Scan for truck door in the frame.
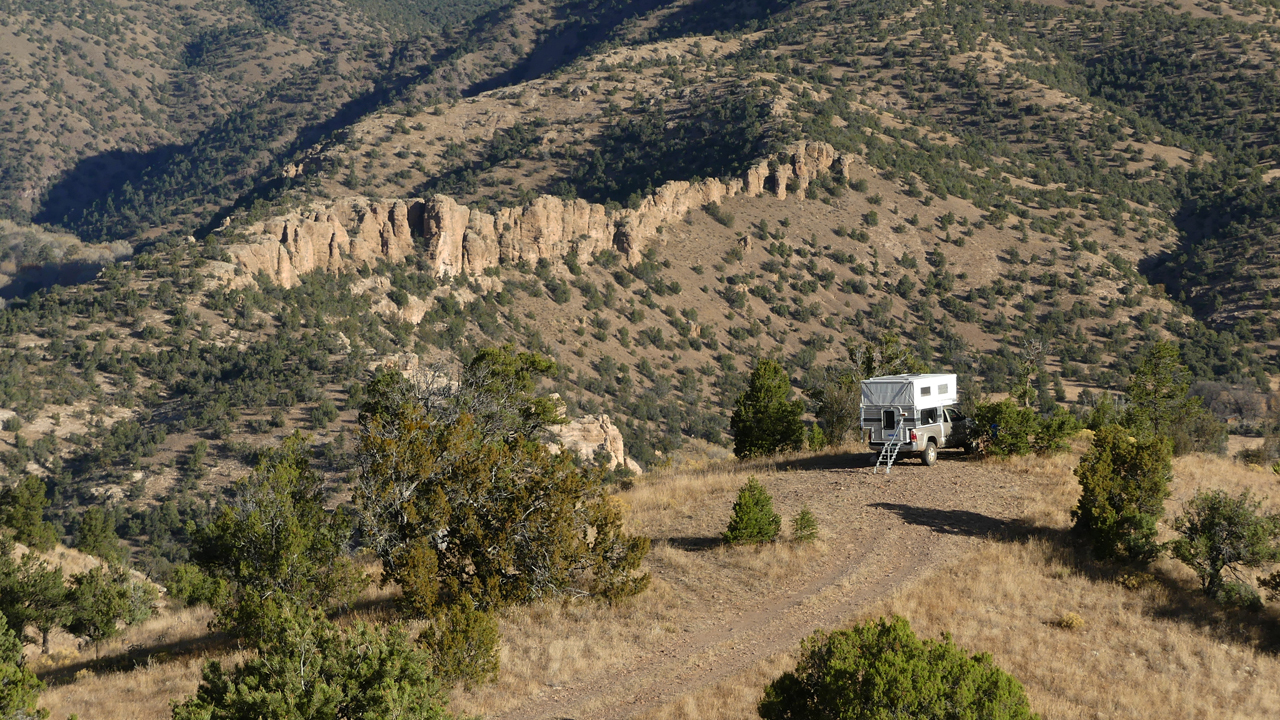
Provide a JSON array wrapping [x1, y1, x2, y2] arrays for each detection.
[[943, 408, 968, 447]]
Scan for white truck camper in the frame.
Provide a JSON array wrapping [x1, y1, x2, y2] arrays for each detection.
[[860, 373, 973, 473]]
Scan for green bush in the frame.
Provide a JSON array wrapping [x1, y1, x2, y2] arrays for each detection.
[[759, 616, 1038, 720], [0, 611, 45, 720], [1168, 489, 1280, 600], [724, 477, 781, 545], [806, 424, 827, 451], [419, 601, 500, 690], [703, 201, 735, 227], [1030, 406, 1081, 455], [73, 507, 125, 565], [1072, 425, 1171, 562], [730, 359, 805, 459], [166, 563, 230, 609], [172, 608, 457, 720], [192, 434, 368, 641], [1217, 581, 1264, 611], [972, 402, 1078, 457], [0, 475, 57, 552], [791, 506, 818, 544], [66, 565, 156, 650], [972, 400, 1038, 457]]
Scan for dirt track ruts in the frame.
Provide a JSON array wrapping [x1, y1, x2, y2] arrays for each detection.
[[489, 454, 1031, 720]]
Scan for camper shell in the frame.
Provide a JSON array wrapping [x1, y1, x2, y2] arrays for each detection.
[[860, 373, 972, 466]]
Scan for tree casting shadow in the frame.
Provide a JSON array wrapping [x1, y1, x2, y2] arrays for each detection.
[[869, 502, 1010, 537]]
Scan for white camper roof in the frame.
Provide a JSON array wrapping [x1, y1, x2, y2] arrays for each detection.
[[860, 373, 958, 410]]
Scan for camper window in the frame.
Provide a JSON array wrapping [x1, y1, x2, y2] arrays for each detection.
[[939, 383, 949, 394], [921, 386, 932, 396]]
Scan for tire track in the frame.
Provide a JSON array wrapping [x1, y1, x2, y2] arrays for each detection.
[[488, 461, 1020, 720]]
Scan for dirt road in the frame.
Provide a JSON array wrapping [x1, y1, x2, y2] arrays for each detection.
[[488, 453, 1035, 720]]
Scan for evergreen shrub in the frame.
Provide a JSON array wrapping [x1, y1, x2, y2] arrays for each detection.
[[724, 477, 781, 545], [1072, 425, 1171, 562], [759, 616, 1038, 720]]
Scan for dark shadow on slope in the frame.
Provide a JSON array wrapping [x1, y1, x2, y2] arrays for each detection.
[[35, 628, 235, 686], [664, 535, 722, 552], [469, 0, 681, 95], [33, 146, 179, 237], [870, 502, 1009, 537], [646, 0, 800, 41], [0, 261, 109, 300], [34, 36, 455, 247]]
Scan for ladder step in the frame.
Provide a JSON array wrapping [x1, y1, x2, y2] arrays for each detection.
[[873, 431, 906, 475]]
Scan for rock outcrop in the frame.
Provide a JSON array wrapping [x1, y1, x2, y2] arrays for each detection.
[[219, 141, 858, 288], [548, 413, 643, 475]]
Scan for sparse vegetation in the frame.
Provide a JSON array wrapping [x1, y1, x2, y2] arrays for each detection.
[[3, 0, 1280, 715]]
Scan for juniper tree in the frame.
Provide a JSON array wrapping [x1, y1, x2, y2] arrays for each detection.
[[192, 434, 367, 641], [73, 507, 124, 565], [1169, 489, 1280, 599], [353, 348, 649, 614], [1123, 342, 1223, 455], [0, 611, 45, 720], [172, 608, 457, 720], [0, 476, 56, 552], [0, 534, 68, 654], [1072, 425, 1172, 562], [731, 359, 804, 458]]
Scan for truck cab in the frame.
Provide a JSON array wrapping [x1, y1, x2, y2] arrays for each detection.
[[861, 374, 972, 466]]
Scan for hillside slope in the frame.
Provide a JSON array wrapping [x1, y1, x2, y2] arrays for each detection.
[[0, 0, 1276, 582]]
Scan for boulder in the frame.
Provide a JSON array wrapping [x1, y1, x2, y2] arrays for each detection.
[[548, 413, 639, 473]]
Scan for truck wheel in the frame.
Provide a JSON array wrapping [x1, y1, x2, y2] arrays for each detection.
[[922, 441, 938, 466]]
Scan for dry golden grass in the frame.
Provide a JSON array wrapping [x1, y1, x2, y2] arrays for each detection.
[[32, 605, 225, 720], [38, 655, 210, 720], [632, 444, 1280, 720], [658, 533, 1280, 719], [897, 538, 1280, 719]]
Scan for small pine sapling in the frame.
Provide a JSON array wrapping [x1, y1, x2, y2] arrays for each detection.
[[724, 477, 782, 545], [791, 506, 818, 544]]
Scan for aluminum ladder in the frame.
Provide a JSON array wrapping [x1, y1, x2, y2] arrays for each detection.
[[873, 427, 906, 475]]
